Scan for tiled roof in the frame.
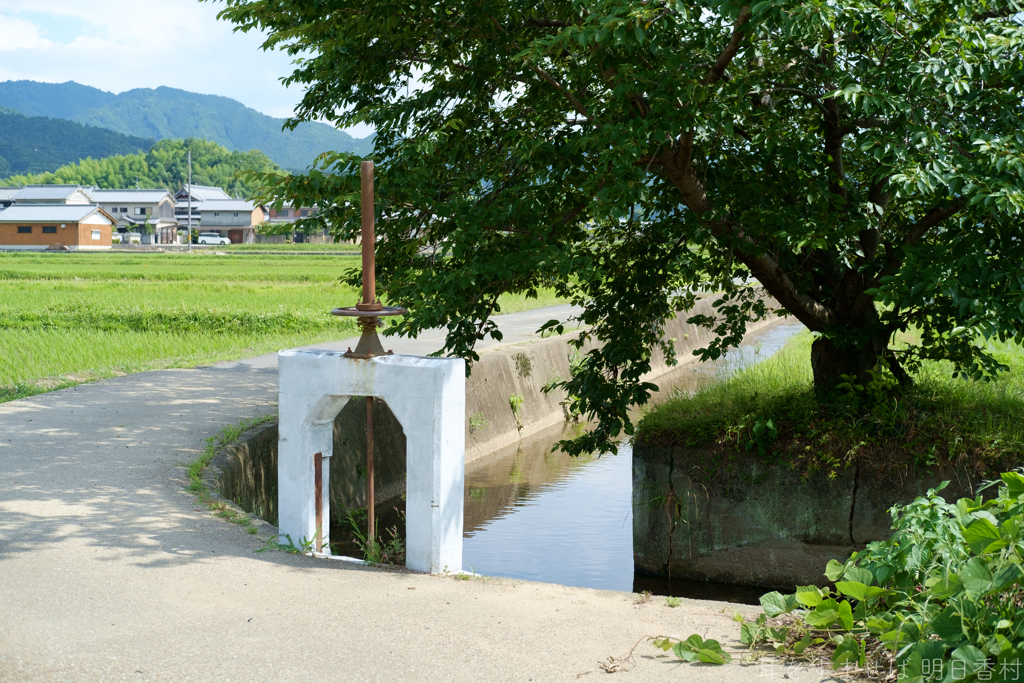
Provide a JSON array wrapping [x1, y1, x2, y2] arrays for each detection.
[[13, 185, 88, 201], [176, 185, 232, 201], [88, 189, 173, 204], [0, 188, 20, 200], [0, 203, 109, 222]]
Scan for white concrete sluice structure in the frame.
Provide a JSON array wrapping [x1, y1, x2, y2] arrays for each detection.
[[277, 348, 466, 574]]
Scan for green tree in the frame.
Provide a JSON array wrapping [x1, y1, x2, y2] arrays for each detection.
[[218, 0, 1024, 454]]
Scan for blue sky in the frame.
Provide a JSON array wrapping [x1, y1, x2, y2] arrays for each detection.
[[0, 0, 373, 138]]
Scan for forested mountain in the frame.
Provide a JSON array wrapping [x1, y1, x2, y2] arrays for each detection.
[[0, 138, 281, 198], [0, 109, 154, 178], [0, 81, 373, 171]]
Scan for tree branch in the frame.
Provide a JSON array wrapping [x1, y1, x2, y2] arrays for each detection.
[[704, 7, 752, 85], [705, 221, 838, 330], [904, 198, 966, 246]]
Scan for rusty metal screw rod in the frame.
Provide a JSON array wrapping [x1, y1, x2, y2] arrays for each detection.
[[314, 451, 323, 553], [366, 396, 375, 542]]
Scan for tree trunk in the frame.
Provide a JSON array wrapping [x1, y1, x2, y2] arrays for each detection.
[[810, 336, 883, 395]]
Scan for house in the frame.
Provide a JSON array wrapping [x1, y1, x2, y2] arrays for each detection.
[[87, 189, 180, 244], [198, 199, 265, 244], [0, 204, 114, 250], [173, 184, 232, 231], [263, 203, 328, 243], [266, 204, 318, 223], [12, 185, 93, 205]]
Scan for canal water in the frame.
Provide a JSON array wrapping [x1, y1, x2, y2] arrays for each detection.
[[331, 320, 805, 603], [462, 320, 805, 603]]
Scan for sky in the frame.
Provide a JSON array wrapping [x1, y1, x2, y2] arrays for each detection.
[[0, 0, 374, 138]]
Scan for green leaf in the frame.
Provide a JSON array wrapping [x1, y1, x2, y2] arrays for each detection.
[[832, 636, 861, 669], [963, 517, 1002, 555], [844, 566, 874, 586], [760, 591, 796, 617], [930, 605, 966, 645], [804, 599, 841, 628], [945, 645, 987, 681], [837, 600, 854, 631], [835, 581, 869, 601], [824, 559, 845, 582], [795, 585, 824, 607], [1002, 472, 1024, 497], [961, 557, 994, 597]]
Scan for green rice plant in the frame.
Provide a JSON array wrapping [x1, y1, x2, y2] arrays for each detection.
[[0, 251, 564, 401]]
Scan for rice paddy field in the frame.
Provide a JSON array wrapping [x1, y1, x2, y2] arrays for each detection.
[[0, 251, 562, 403]]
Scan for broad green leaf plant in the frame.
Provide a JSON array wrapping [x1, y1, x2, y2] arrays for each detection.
[[667, 472, 1024, 681], [215, 0, 1024, 455]]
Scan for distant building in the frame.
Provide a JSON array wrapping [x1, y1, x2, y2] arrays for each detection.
[[0, 204, 114, 250], [198, 199, 265, 244], [88, 189, 180, 244], [174, 185, 264, 243], [263, 203, 326, 242], [173, 184, 231, 231], [12, 185, 93, 205]]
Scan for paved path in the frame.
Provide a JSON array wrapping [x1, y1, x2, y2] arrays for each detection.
[[0, 306, 830, 682]]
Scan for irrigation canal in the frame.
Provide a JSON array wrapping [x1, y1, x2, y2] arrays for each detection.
[[333, 320, 806, 603]]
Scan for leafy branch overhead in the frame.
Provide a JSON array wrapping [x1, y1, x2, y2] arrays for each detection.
[[216, 0, 1024, 455]]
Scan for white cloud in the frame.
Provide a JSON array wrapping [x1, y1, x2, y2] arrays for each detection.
[[0, 0, 373, 138], [0, 16, 53, 50]]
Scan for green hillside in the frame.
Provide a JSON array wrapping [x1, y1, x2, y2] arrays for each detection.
[[0, 81, 373, 171], [0, 138, 281, 198], [0, 109, 154, 178]]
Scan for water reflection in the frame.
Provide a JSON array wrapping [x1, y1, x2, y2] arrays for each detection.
[[461, 320, 805, 603]]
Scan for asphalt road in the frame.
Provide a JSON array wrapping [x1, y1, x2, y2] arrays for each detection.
[[0, 305, 835, 682]]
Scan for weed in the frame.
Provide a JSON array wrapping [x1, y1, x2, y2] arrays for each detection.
[[247, 526, 259, 535], [665, 596, 682, 608], [635, 590, 653, 604], [184, 413, 276, 534], [468, 411, 489, 435], [344, 508, 406, 566], [509, 393, 525, 432]]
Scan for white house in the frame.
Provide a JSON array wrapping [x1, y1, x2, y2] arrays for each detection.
[[88, 189, 180, 244]]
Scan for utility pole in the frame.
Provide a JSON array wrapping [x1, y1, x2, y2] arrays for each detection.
[[187, 150, 192, 253]]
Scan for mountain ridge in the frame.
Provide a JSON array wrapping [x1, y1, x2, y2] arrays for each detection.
[[0, 108, 154, 178], [0, 80, 372, 171]]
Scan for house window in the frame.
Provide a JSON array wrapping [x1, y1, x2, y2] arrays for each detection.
[[17, 226, 31, 234], [91, 230, 101, 240], [233, 212, 239, 217], [300, 209, 308, 217], [135, 207, 147, 216], [214, 212, 219, 217], [280, 209, 289, 217], [42, 226, 57, 234]]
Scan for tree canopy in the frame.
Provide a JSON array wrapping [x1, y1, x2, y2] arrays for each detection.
[[0, 138, 281, 197], [218, 0, 1024, 454]]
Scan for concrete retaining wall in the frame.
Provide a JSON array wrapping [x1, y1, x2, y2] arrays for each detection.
[[464, 295, 781, 462], [632, 444, 986, 588]]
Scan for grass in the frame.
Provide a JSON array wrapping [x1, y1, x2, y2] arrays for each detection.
[[185, 414, 277, 537], [0, 251, 565, 401], [635, 330, 1024, 478]]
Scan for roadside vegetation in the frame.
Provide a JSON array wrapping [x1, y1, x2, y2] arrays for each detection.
[[0, 252, 564, 402], [635, 331, 1024, 481]]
